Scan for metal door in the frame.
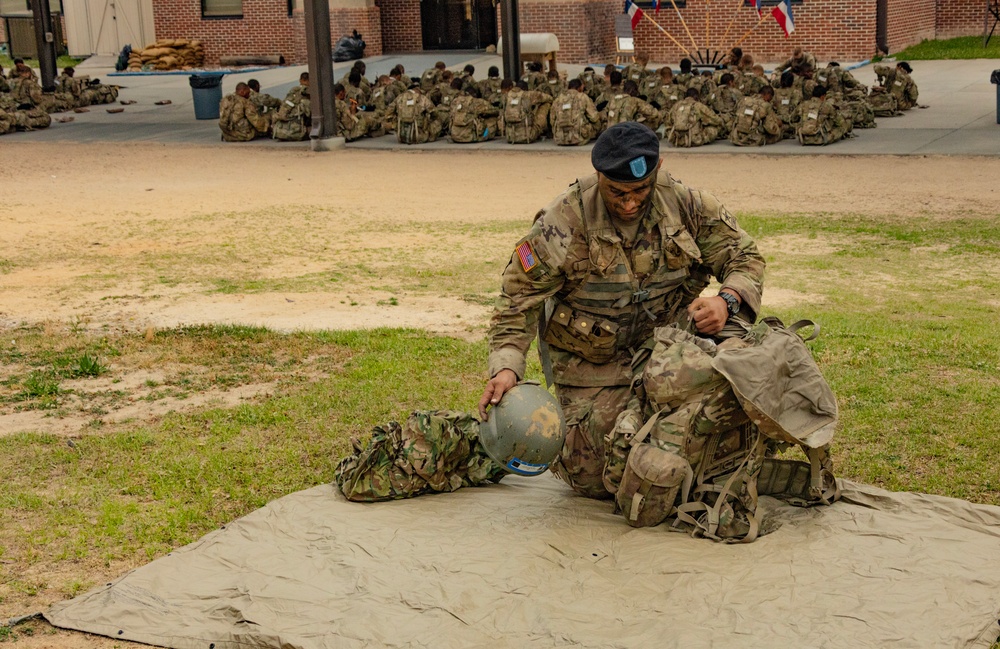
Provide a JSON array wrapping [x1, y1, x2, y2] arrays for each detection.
[[421, 0, 496, 49]]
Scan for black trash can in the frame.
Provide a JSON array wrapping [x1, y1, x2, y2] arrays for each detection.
[[189, 74, 224, 120]]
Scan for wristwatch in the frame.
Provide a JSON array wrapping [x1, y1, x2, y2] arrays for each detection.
[[719, 292, 740, 317]]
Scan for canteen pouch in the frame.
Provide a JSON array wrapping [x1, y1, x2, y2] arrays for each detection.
[[616, 444, 692, 528]]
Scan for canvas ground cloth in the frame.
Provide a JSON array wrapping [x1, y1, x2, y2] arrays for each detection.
[[46, 476, 1000, 649]]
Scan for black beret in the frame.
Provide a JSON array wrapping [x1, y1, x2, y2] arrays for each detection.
[[591, 122, 660, 182]]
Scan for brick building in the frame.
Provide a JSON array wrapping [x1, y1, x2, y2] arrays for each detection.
[[135, 0, 985, 67]]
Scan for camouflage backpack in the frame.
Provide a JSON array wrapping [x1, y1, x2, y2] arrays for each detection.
[[671, 101, 696, 132], [868, 87, 899, 117], [797, 103, 824, 138], [842, 98, 876, 128], [503, 91, 530, 126], [396, 93, 426, 143], [419, 68, 439, 92], [734, 100, 762, 136], [218, 95, 241, 131], [552, 95, 579, 131], [604, 318, 839, 542]]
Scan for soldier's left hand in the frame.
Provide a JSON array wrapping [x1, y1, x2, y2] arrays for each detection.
[[687, 296, 728, 335]]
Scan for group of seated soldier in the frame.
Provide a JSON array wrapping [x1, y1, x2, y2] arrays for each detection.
[[0, 60, 119, 136], [216, 49, 920, 147]]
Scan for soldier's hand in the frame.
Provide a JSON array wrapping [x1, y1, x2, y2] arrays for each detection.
[[687, 296, 728, 335], [479, 369, 518, 421]]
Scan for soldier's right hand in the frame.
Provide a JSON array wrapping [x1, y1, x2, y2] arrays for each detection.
[[478, 369, 518, 421]]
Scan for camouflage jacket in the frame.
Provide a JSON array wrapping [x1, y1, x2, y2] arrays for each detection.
[[272, 86, 311, 141], [419, 68, 441, 92], [796, 97, 850, 145], [622, 64, 649, 86], [652, 83, 684, 114], [10, 77, 43, 107], [709, 85, 743, 119], [666, 97, 722, 142], [521, 70, 548, 91], [367, 84, 393, 112], [488, 169, 765, 387], [640, 75, 662, 102], [249, 89, 282, 115], [218, 93, 269, 142], [775, 52, 817, 75], [548, 90, 602, 146], [729, 95, 782, 146], [874, 65, 918, 109], [605, 94, 659, 129], [449, 95, 500, 143], [772, 86, 803, 124], [541, 77, 566, 97], [478, 77, 503, 106]]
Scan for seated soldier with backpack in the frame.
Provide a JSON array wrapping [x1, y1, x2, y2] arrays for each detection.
[[448, 85, 500, 143], [503, 80, 552, 144], [796, 85, 851, 146], [549, 78, 603, 146], [666, 87, 723, 148], [334, 83, 383, 142], [272, 72, 311, 142], [218, 82, 270, 142], [729, 86, 782, 147], [384, 83, 441, 144], [604, 80, 660, 131]]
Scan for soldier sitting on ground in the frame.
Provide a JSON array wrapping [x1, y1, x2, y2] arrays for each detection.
[[796, 85, 851, 145], [478, 66, 503, 107], [456, 64, 477, 93], [729, 86, 782, 146], [595, 70, 623, 111], [503, 80, 552, 144], [709, 72, 743, 139], [549, 78, 603, 146], [622, 51, 651, 86], [521, 61, 548, 92], [605, 80, 660, 130], [666, 87, 723, 147], [384, 83, 441, 144], [247, 78, 282, 116], [272, 72, 311, 142], [775, 47, 817, 77], [542, 69, 566, 98], [874, 61, 919, 111], [772, 71, 803, 139], [334, 82, 382, 142], [449, 85, 500, 143], [219, 82, 270, 142], [8, 58, 37, 81], [0, 92, 52, 133], [420, 61, 446, 92], [56, 66, 89, 108]]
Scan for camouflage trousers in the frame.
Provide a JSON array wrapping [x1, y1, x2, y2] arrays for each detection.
[[335, 410, 505, 502], [0, 111, 14, 135]]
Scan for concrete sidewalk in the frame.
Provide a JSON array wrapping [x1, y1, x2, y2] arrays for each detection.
[[6, 53, 1000, 155]]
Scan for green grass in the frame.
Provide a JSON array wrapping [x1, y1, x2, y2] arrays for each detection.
[[1, 211, 1000, 619], [894, 35, 1000, 60], [0, 54, 82, 70]]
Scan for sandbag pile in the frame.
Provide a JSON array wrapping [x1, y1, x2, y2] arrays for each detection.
[[126, 39, 205, 72]]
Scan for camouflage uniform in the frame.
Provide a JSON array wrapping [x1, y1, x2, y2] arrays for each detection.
[[708, 85, 743, 138], [594, 84, 621, 110], [335, 98, 381, 141], [542, 76, 567, 98], [652, 83, 684, 123], [9, 77, 43, 108], [478, 77, 504, 107], [549, 90, 602, 146], [728, 94, 782, 146], [640, 76, 661, 102], [0, 93, 51, 131], [218, 93, 270, 142], [521, 70, 548, 92], [604, 93, 660, 130], [419, 67, 442, 92], [488, 168, 765, 498], [775, 51, 817, 76], [448, 94, 500, 143], [271, 86, 311, 142], [56, 72, 87, 107], [736, 72, 767, 98], [336, 411, 504, 501], [874, 65, 919, 110], [249, 89, 282, 116], [796, 97, 850, 145], [666, 97, 723, 147], [772, 86, 803, 138], [503, 87, 552, 144], [384, 89, 441, 144], [622, 63, 649, 87]]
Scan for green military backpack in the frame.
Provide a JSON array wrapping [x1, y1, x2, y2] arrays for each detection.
[[734, 101, 762, 136], [397, 93, 425, 143]]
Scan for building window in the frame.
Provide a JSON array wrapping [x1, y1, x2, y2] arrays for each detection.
[[632, 0, 687, 9], [202, 0, 243, 18]]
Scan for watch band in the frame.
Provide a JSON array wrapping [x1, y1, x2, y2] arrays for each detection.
[[719, 291, 740, 316]]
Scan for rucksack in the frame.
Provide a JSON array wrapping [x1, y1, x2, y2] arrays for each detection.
[[604, 318, 839, 542], [552, 96, 578, 130], [798, 104, 823, 137], [504, 92, 529, 125], [671, 101, 696, 132], [734, 100, 761, 135]]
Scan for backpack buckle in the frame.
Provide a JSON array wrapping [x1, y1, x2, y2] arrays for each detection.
[[631, 290, 650, 304]]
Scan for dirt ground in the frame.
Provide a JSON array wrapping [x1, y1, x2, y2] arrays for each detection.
[[2, 144, 1000, 647]]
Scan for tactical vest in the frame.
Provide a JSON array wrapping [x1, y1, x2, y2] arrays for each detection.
[[540, 175, 707, 368]]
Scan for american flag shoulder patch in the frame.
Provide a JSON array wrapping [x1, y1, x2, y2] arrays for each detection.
[[516, 240, 538, 273]]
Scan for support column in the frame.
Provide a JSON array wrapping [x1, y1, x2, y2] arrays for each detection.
[[500, 0, 522, 81], [31, 0, 58, 91], [304, 0, 345, 150]]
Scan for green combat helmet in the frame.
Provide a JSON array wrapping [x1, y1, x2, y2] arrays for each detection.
[[481, 382, 566, 476]]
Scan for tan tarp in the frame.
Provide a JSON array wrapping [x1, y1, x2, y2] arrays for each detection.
[[46, 477, 1000, 648]]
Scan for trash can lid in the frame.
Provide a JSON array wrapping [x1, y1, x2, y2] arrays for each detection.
[[992, 70, 1000, 84], [189, 74, 224, 89]]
